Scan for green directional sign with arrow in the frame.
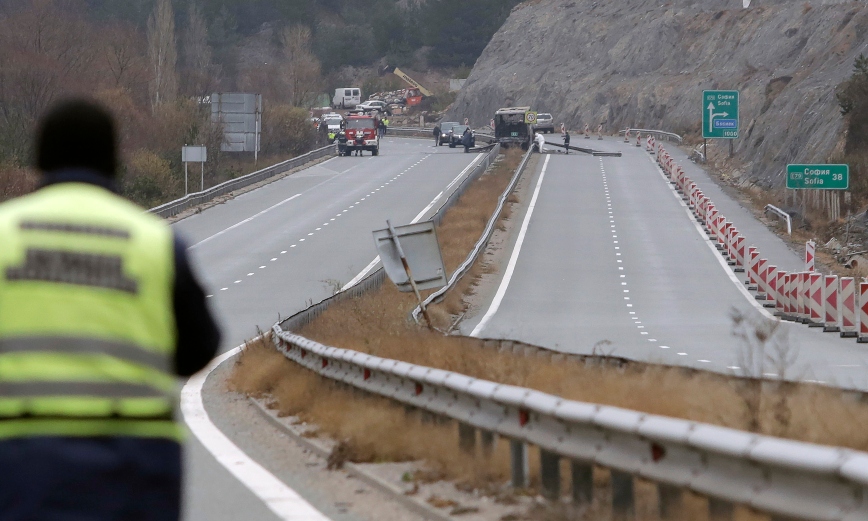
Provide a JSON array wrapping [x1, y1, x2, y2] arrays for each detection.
[[703, 90, 739, 139]]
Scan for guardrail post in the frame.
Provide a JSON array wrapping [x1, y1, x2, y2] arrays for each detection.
[[571, 461, 593, 506], [708, 498, 734, 520], [657, 484, 682, 519], [510, 440, 529, 488], [458, 422, 476, 454], [480, 430, 496, 457], [539, 449, 560, 499], [610, 471, 634, 520]]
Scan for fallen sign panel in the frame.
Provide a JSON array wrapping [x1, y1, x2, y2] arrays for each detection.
[[786, 164, 849, 190], [372, 220, 447, 292]]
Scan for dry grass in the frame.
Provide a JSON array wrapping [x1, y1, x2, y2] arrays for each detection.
[[229, 146, 868, 517], [228, 339, 513, 491]]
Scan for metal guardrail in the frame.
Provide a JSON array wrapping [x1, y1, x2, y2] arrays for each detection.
[[149, 144, 336, 218], [618, 128, 683, 144], [277, 144, 501, 334], [764, 204, 793, 235], [411, 148, 532, 323], [271, 325, 868, 520]]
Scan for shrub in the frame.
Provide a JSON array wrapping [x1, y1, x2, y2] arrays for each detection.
[[261, 104, 316, 156], [120, 150, 180, 208]]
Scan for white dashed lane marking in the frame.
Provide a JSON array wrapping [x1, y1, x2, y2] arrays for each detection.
[[209, 153, 433, 295], [600, 157, 677, 353]]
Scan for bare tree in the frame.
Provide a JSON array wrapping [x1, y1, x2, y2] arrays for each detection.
[[103, 22, 146, 93], [182, 0, 213, 98], [279, 25, 323, 108], [147, 0, 178, 109]]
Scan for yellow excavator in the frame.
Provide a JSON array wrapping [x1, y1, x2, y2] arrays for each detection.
[[379, 66, 433, 106]]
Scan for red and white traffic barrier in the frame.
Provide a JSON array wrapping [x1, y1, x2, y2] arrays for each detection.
[[584, 123, 590, 139], [765, 265, 778, 308], [756, 258, 769, 301], [782, 273, 794, 318], [734, 235, 746, 272], [597, 124, 603, 140], [636, 132, 642, 147], [841, 277, 858, 337], [705, 205, 717, 236], [747, 247, 759, 290], [824, 275, 840, 332], [775, 271, 787, 315], [806, 240, 816, 272], [624, 128, 631, 143], [799, 272, 811, 323], [727, 226, 738, 265], [859, 282, 868, 343], [808, 272, 824, 326]]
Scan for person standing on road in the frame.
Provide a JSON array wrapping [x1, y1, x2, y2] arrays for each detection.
[[535, 132, 546, 153], [382, 116, 389, 135], [0, 99, 221, 521], [563, 130, 571, 154], [433, 124, 441, 146], [461, 127, 473, 153]]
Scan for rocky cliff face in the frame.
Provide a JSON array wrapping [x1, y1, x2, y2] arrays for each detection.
[[448, 0, 867, 187]]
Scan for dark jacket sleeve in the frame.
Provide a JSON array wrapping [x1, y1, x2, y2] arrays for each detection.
[[172, 236, 221, 376]]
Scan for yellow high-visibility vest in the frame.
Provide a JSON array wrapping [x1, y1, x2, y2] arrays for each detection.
[[0, 182, 181, 441]]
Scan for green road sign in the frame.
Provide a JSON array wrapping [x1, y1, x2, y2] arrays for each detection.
[[702, 90, 739, 139], [786, 164, 849, 190]]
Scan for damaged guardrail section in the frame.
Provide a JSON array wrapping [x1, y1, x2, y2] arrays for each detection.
[[271, 325, 868, 520], [411, 147, 532, 323], [149, 144, 336, 218]]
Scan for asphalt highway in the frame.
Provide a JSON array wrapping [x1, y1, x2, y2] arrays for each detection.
[[462, 137, 868, 390], [173, 138, 485, 521]]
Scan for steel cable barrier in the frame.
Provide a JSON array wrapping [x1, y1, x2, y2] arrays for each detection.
[[149, 144, 336, 218], [271, 324, 868, 521], [411, 148, 532, 323], [277, 144, 500, 334]]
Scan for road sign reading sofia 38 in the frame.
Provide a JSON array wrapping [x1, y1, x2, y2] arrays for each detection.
[[702, 90, 739, 139], [786, 164, 849, 190]]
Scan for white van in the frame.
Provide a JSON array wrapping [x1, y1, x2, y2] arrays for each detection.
[[332, 88, 361, 109]]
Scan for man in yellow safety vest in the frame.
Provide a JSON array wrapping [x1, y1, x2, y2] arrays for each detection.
[[0, 99, 221, 520]]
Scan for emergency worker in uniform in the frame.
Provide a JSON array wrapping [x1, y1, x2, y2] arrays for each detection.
[[382, 116, 389, 135], [0, 99, 221, 521]]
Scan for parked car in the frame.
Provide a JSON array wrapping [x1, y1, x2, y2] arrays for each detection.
[[448, 125, 475, 148], [437, 121, 459, 145], [352, 100, 392, 116], [535, 113, 555, 133]]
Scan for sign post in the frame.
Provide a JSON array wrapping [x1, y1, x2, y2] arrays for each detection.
[[182, 145, 207, 194]]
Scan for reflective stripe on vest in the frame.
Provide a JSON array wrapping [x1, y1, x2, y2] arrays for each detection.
[[0, 182, 180, 440]]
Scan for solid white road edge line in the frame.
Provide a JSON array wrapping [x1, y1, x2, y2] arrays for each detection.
[[644, 152, 781, 322], [470, 154, 551, 337], [190, 194, 302, 249], [181, 341, 331, 521], [341, 152, 486, 292]]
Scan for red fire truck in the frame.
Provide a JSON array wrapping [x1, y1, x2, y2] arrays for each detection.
[[341, 115, 380, 156]]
